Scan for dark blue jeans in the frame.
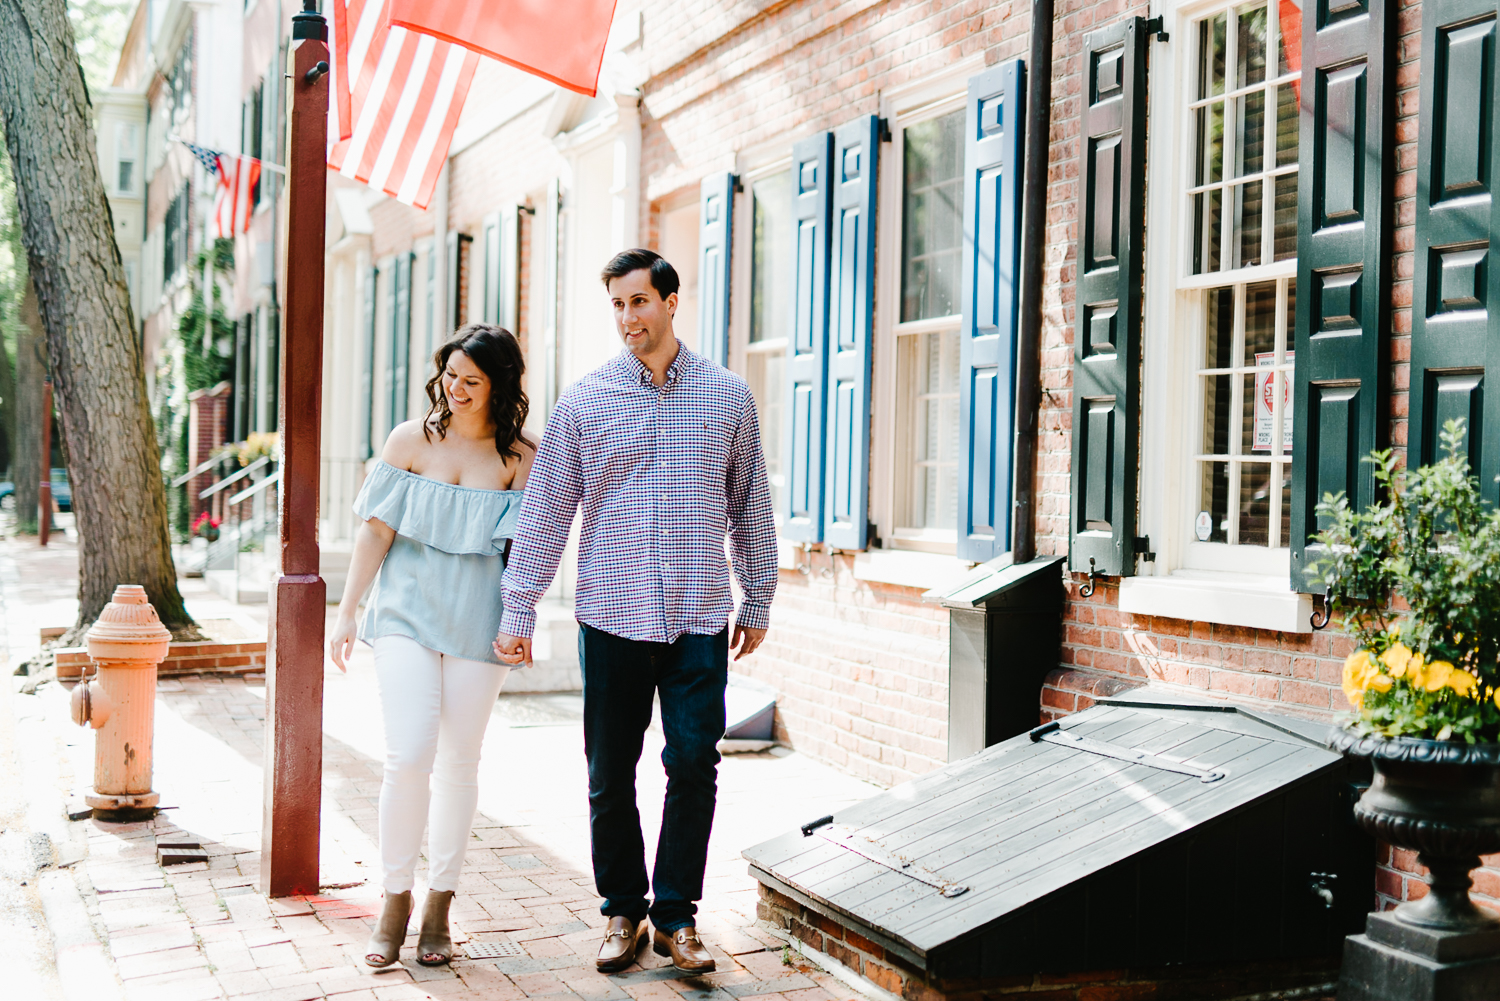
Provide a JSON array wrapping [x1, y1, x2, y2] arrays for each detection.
[[578, 623, 727, 933]]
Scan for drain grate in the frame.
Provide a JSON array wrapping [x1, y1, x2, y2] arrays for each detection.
[[465, 940, 526, 960]]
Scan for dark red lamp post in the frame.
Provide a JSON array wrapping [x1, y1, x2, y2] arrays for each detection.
[[261, 0, 329, 898]]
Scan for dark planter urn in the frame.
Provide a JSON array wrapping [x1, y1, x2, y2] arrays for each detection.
[[201, 526, 220, 543], [1329, 729, 1500, 931]]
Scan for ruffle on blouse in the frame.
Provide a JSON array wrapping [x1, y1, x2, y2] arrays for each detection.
[[352, 460, 523, 556]]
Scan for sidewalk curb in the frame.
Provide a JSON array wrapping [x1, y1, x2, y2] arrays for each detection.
[[38, 868, 126, 1001]]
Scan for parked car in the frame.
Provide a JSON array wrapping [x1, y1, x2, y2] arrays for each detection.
[[0, 468, 72, 512]]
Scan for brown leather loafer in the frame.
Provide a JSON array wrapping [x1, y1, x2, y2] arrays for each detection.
[[652, 925, 715, 973], [596, 916, 645, 973]]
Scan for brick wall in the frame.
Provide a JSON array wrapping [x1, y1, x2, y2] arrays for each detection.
[[186, 382, 230, 523], [733, 557, 950, 789]]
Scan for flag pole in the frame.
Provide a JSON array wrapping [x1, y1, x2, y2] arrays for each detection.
[[262, 0, 329, 898]]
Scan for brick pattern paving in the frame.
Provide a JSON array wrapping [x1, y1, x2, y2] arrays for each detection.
[[64, 675, 868, 1001]]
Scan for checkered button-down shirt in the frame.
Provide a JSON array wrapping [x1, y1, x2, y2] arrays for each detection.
[[499, 343, 777, 644]]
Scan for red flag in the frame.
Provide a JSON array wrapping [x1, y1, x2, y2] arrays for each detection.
[[387, 0, 619, 98], [327, 0, 479, 209], [212, 154, 262, 238]]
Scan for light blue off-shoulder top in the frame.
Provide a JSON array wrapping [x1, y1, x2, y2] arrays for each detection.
[[353, 460, 524, 665]]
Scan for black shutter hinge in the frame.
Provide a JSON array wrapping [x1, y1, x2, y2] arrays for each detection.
[[1134, 536, 1156, 563], [1144, 16, 1170, 42], [733, 175, 744, 193], [878, 117, 893, 143]]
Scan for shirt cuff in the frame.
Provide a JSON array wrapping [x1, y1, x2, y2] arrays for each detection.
[[499, 603, 537, 640], [735, 602, 770, 632]]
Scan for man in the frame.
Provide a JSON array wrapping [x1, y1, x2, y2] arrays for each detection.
[[494, 249, 777, 975]]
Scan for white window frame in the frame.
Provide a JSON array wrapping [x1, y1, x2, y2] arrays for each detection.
[[873, 55, 983, 558], [1130, 0, 1313, 631]]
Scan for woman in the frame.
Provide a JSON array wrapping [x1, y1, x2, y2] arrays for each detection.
[[330, 324, 536, 968]]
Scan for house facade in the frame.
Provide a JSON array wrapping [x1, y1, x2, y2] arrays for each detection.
[[95, 0, 1488, 919]]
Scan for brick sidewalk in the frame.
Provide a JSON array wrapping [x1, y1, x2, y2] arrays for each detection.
[[1, 536, 883, 1001]]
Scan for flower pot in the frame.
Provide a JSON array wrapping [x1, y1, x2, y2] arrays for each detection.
[[201, 526, 220, 543], [1330, 729, 1500, 932]]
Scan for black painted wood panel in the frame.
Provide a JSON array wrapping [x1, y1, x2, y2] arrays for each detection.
[[1290, 0, 1395, 592]]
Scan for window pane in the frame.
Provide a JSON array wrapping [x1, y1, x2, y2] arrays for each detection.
[[749, 350, 786, 518], [902, 111, 965, 322], [1273, 173, 1297, 261], [750, 171, 792, 343], [1206, 102, 1225, 184], [1201, 14, 1228, 99], [1276, 0, 1302, 78], [1195, 188, 1224, 274], [1244, 281, 1277, 364], [1234, 90, 1265, 177], [1234, 181, 1263, 268], [1205, 286, 1235, 368], [1242, 373, 1260, 453], [1275, 83, 1299, 165], [1278, 463, 1291, 547], [909, 330, 961, 530], [1284, 281, 1297, 356], [1203, 374, 1233, 454], [1199, 461, 1231, 542], [1237, 5, 1268, 88], [1238, 462, 1273, 546]]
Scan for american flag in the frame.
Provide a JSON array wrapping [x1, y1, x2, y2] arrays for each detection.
[[177, 138, 262, 239], [327, 0, 479, 210]]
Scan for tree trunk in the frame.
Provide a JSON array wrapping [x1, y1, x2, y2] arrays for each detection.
[[10, 280, 42, 533], [0, 0, 193, 635]]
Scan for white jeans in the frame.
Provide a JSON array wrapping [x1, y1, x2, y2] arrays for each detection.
[[373, 635, 509, 893]]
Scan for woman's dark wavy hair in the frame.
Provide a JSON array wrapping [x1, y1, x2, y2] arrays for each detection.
[[423, 324, 531, 461]]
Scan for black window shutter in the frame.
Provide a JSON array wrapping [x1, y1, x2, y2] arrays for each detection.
[[824, 116, 880, 550], [1408, 0, 1499, 503], [697, 172, 736, 368], [783, 132, 833, 543], [958, 59, 1026, 563], [1069, 18, 1148, 578], [1289, 0, 1395, 590]]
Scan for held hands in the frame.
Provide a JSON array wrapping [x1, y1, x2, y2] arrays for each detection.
[[493, 632, 532, 666], [732, 625, 767, 661], [329, 613, 357, 673]]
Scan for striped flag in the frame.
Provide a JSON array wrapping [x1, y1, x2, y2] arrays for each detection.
[[176, 139, 261, 239], [327, 0, 478, 210], [387, 0, 619, 98]]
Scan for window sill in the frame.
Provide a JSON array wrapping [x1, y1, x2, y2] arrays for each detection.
[[852, 550, 974, 592], [1119, 570, 1313, 634]]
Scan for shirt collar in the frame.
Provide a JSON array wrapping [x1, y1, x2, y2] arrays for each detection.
[[624, 339, 691, 388]]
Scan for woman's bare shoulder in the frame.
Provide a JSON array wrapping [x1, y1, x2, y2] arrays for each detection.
[[379, 420, 431, 468]]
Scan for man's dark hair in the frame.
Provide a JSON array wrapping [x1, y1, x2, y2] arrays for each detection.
[[600, 248, 680, 300]]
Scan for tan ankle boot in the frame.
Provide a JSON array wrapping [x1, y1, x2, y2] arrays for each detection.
[[417, 889, 456, 966], [364, 891, 412, 967]]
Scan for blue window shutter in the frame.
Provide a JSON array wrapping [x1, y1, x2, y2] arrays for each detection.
[[823, 116, 880, 550], [359, 264, 376, 459], [783, 132, 833, 542], [697, 172, 736, 367], [957, 60, 1026, 563], [392, 253, 412, 426], [498, 205, 520, 333]]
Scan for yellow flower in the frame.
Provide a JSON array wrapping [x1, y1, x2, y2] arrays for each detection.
[[1424, 660, 1454, 693], [1343, 651, 1375, 707], [1494, 688, 1500, 710], [1368, 674, 1394, 693], [1383, 643, 1413, 678], [1448, 669, 1478, 698]]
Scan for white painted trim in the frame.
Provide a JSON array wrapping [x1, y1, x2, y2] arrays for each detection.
[[852, 550, 974, 592], [1119, 571, 1313, 633]]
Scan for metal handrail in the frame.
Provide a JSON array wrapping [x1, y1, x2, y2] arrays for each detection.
[[170, 455, 225, 489], [199, 455, 272, 499], [227, 468, 280, 506]]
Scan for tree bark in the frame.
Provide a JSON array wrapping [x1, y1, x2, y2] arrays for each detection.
[[10, 280, 43, 533], [0, 0, 193, 634]]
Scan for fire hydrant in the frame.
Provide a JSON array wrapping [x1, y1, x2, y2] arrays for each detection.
[[70, 585, 171, 815]]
